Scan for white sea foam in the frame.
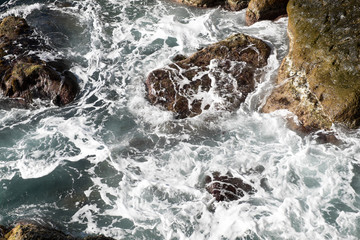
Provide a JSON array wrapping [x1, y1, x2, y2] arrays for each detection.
[[1, 0, 360, 239]]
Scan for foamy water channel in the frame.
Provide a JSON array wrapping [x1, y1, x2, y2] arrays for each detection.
[[1, 0, 360, 239]]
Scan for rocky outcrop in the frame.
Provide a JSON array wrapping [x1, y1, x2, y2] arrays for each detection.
[[146, 33, 271, 118], [0, 16, 79, 106], [262, 0, 360, 130], [205, 172, 255, 201], [246, 0, 289, 26], [1, 223, 114, 240]]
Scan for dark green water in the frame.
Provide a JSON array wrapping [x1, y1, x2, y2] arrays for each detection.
[[1, 0, 360, 239]]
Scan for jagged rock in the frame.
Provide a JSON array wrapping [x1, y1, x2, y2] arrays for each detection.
[[0, 16, 79, 106], [2, 223, 115, 240], [225, 0, 250, 11], [262, 0, 360, 130], [205, 172, 255, 201], [246, 0, 289, 26], [146, 33, 271, 118]]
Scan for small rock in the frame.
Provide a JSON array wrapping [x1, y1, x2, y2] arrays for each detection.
[[205, 172, 255, 201]]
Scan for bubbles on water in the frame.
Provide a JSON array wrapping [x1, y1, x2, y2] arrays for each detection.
[[1, 0, 360, 239]]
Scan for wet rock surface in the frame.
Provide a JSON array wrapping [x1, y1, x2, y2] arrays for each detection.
[[205, 172, 256, 201], [263, 0, 360, 129], [1, 223, 115, 240], [171, 0, 250, 10], [146, 33, 271, 118], [225, 0, 250, 11], [0, 16, 79, 107], [246, 0, 289, 25]]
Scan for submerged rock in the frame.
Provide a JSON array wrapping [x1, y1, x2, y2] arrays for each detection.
[[263, 0, 360, 130], [0, 16, 79, 106], [205, 172, 255, 201], [2, 223, 115, 240], [146, 33, 271, 118], [246, 0, 289, 25]]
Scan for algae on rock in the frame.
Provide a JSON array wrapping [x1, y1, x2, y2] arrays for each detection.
[[263, 0, 360, 129], [0, 16, 79, 106]]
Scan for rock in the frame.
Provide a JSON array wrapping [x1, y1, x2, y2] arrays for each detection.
[[205, 172, 255, 201], [0, 16, 79, 106], [84, 236, 116, 240], [171, 0, 249, 10], [146, 33, 271, 118], [2, 223, 115, 240], [172, 0, 224, 8], [4, 224, 74, 240], [225, 0, 250, 11], [262, 0, 360, 129], [246, 0, 289, 26]]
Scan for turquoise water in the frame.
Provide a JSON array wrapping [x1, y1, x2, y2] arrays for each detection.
[[1, 0, 360, 239]]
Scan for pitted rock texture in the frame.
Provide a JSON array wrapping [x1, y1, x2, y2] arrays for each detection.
[[262, 0, 360, 130], [146, 33, 271, 118]]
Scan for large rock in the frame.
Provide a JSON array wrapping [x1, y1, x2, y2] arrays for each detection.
[[246, 0, 289, 26], [262, 0, 360, 130], [0, 16, 79, 106], [2, 223, 115, 240], [146, 33, 271, 118]]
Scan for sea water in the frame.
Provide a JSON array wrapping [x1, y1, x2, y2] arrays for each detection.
[[0, 0, 360, 239]]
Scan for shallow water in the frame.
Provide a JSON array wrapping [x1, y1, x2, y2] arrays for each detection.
[[0, 0, 360, 239]]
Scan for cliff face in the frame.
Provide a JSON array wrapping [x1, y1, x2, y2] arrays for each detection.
[[263, 0, 360, 129]]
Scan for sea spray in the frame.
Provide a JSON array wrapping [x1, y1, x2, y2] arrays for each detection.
[[0, 0, 360, 239]]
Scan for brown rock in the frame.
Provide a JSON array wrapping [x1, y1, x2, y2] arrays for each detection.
[[205, 172, 255, 201], [246, 0, 289, 26], [3, 223, 115, 240], [263, 0, 360, 129], [4, 224, 74, 240], [225, 0, 250, 11], [172, 0, 224, 8], [146, 33, 271, 118], [0, 16, 79, 106]]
